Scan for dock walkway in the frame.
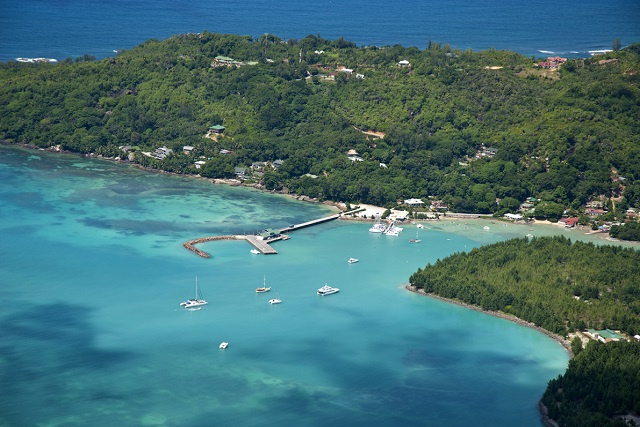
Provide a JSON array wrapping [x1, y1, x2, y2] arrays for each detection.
[[183, 213, 340, 258], [278, 214, 340, 233]]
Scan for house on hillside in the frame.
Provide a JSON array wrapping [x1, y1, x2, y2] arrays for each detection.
[[234, 166, 247, 179], [153, 146, 173, 160], [251, 162, 267, 172], [586, 329, 626, 343], [536, 56, 567, 69], [208, 125, 225, 135], [347, 149, 363, 162]]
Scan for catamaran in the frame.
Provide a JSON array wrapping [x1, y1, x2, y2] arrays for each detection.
[[180, 276, 207, 309]]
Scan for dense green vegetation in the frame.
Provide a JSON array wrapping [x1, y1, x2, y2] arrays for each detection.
[[542, 340, 640, 426], [610, 222, 640, 241], [409, 236, 640, 335], [1, 33, 640, 213], [409, 236, 640, 426]]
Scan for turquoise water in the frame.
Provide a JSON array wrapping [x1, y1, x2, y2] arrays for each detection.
[[0, 145, 577, 426]]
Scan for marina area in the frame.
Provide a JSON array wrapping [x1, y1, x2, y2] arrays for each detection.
[[183, 213, 342, 257]]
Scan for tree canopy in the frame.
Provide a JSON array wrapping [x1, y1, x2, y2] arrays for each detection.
[[2, 33, 640, 212], [409, 236, 640, 426]]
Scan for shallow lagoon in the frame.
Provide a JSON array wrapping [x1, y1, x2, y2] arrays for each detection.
[[0, 146, 583, 426]]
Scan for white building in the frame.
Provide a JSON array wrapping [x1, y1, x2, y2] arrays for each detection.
[[404, 198, 424, 206]]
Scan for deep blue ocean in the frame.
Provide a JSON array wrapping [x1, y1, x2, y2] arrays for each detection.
[[1, 0, 639, 62]]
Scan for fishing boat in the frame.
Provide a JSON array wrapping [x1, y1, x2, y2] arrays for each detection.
[[256, 275, 271, 293], [180, 276, 207, 309]]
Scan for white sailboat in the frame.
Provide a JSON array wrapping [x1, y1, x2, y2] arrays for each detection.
[[256, 275, 271, 293], [409, 228, 421, 243], [180, 276, 208, 309]]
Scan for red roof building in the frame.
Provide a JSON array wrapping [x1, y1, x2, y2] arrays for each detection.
[[559, 217, 579, 227]]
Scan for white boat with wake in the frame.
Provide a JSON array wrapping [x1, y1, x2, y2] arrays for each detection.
[[317, 284, 339, 296], [348, 257, 359, 264]]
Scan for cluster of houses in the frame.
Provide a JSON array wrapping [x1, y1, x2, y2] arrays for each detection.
[[474, 144, 498, 159], [536, 56, 567, 69], [584, 329, 636, 344], [309, 59, 409, 82], [233, 159, 284, 180], [150, 146, 172, 160], [211, 56, 249, 68]]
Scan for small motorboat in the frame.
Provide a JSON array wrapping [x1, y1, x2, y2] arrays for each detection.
[[348, 257, 359, 264], [219, 342, 229, 349], [250, 249, 260, 254], [268, 298, 282, 304]]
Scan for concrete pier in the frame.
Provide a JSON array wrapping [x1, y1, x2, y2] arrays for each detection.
[[183, 213, 340, 258]]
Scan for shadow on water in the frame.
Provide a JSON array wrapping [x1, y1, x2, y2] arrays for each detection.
[[0, 303, 133, 423]]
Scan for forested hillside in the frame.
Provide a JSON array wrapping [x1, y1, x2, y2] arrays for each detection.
[[409, 236, 640, 426], [542, 340, 640, 426], [409, 236, 640, 335], [2, 33, 640, 212]]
